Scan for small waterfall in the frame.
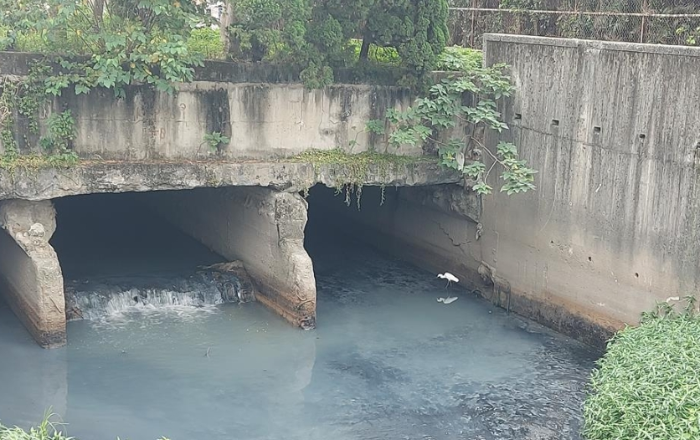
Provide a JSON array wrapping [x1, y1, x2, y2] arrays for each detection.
[[65, 262, 256, 321]]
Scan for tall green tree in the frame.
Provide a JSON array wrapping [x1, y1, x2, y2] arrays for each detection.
[[362, 0, 449, 73], [221, 0, 449, 85]]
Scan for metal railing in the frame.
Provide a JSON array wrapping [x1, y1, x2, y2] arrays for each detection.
[[448, 1, 700, 48]]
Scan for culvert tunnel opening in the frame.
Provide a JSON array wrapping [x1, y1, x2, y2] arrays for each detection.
[[51, 192, 225, 279], [50, 190, 258, 324], [304, 183, 473, 314]]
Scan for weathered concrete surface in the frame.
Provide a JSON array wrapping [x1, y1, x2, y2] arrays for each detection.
[[0, 200, 65, 347], [148, 187, 316, 329], [477, 34, 700, 345], [0, 52, 419, 160], [0, 160, 459, 201]]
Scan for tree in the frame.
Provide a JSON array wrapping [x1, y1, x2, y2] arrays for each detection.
[[0, 0, 208, 95], [224, 0, 310, 62], [371, 57, 537, 195], [362, 0, 449, 74], [219, 0, 449, 86]]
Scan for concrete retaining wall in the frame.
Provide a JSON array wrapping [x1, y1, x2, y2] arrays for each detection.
[[0, 52, 419, 161], [476, 35, 700, 344], [148, 187, 316, 328]]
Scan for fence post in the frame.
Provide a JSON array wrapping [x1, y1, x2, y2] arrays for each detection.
[[640, 0, 647, 43], [470, 0, 477, 48]]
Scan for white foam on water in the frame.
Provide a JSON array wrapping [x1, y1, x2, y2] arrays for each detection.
[[67, 276, 236, 327]]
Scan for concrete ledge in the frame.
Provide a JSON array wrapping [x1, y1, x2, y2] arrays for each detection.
[[483, 33, 700, 57], [0, 160, 460, 201]]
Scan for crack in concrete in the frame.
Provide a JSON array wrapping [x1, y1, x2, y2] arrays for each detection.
[[432, 218, 471, 248]]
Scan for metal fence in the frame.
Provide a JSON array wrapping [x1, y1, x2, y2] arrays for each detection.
[[448, 1, 700, 48]]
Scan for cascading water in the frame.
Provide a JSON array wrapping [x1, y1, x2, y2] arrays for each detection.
[[65, 262, 256, 322]]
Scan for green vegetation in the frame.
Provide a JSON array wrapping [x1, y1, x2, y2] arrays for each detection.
[[289, 148, 433, 207], [436, 46, 482, 71], [0, 415, 71, 440], [0, 413, 170, 440], [0, 70, 78, 170], [224, 0, 449, 86], [371, 52, 535, 195], [203, 131, 230, 153], [187, 27, 226, 60], [0, 0, 214, 168], [449, 0, 700, 48], [584, 298, 700, 440]]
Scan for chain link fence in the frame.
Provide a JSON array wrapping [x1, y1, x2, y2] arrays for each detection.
[[448, 1, 700, 48]]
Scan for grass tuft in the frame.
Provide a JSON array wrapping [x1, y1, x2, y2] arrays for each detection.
[[0, 413, 72, 440], [0, 152, 79, 172]]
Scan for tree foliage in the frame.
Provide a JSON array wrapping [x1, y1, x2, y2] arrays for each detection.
[[223, 0, 449, 86], [372, 56, 536, 195], [449, 0, 700, 48], [0, 0, 207, 95]]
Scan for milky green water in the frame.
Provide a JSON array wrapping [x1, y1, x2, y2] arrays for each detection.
[[0, 242, 596, 440]]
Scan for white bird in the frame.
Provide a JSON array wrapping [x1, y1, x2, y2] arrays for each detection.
[[437, 272, 459, 288], [437, 296, 459, 304]]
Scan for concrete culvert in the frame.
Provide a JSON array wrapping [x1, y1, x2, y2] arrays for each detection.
[[304, 183, 483, 287], [0, 185, 322, 347], [52, 188, 317, 336]]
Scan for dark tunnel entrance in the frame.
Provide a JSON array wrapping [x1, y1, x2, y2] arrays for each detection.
[[304, 185, 398, 276], [51, 192, 225, 280], [303, 183, 482, 319], [303, 183, 479, 283]]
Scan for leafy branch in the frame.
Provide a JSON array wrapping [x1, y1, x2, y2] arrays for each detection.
[[371, 61, 536, 195], [203, 132, 230, 153]]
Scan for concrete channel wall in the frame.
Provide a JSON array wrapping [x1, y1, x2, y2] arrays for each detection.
[[476, 35, 700, 344], [309, 37, 700, 348]]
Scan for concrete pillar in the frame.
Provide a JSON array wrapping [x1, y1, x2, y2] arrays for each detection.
[[149, 187, 316, 329], [0, 200, 66, 348]]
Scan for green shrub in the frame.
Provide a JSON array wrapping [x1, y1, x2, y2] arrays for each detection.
[[14, 31, 49, 53], [584, 300, 700, 440], [187, 27, 225, 60], [436, 46, 483, 71]]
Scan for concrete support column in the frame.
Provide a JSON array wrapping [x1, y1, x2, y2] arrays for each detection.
[[0, 200, 65, 347], [150, 187, 316, 328]]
